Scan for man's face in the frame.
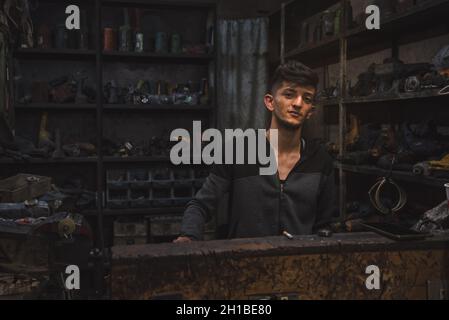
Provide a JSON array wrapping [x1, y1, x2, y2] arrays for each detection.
[[265, 81, 316, 130]]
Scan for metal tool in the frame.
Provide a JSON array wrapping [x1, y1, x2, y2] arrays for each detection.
[[52, 129, 65, 159], [282, 230, 293, 240]]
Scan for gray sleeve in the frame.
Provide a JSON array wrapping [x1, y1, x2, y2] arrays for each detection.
[[180, 167, 232, 240]]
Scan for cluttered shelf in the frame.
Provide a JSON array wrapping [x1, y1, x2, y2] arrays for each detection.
[[103, 156, 171, 163], [346, 0, 449, 59], [0, 157, 98, 164], [335, 162, 448, 188], [15, 103, 97, 110], [103, 104, 211, 111], [82, 207, 185, 217], [13, 48, 96, 60], [101, 0, 214, 8], [282, 0, 449, 63], [319, 89, 449, 106], [284, 35, 340, 68]]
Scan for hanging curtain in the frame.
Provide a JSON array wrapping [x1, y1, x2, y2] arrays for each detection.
[[217, 18, 269, 130]]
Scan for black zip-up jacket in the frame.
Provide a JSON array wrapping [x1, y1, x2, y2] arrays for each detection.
[[180, 138, 335, 240]]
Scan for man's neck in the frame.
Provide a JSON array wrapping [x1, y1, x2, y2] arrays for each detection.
[[269, 124, 303, 154]]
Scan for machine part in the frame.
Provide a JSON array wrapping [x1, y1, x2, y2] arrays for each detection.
[[52, 129, 65, 159], [414, 155, 449, 176], [135, 32, 144, 52], [439, 85, 449, 95], [404, 76, 420, 92], [433, 45, 449, 70], [58, 216, 76, 238], [322, 10, 335, 36], [413, 161, 431, 175], [317, 228, 333, 237], [282, 230, 293, 240], [412, 201, 449, 233], [368, 177, 407, 215]]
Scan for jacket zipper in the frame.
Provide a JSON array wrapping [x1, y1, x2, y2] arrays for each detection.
[[277, 139, 309, 234]]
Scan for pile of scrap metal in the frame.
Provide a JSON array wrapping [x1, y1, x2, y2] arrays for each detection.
[[0, 173, 94, 298], [16, 68, 97, 105], [0, 112, 97, 161], [412, 201, 449, 234], [349, 49, 449, 98], [103, 78, 209, 106], [102, 135, 182, 158], [331, 115, 449, 179]]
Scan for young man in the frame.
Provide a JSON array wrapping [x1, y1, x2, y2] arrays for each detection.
[[174, 61, 335, 242]]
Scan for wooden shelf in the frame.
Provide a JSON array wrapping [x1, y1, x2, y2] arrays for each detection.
[[282, 0, 449, 62], [101, 0, 214, 9], [320, 89, 449, 106], [14, 48, 96, 60], [284, 35, 340, 68], [346, 0, 449, 59], [102, 51, 214, 63], [15, 103, 97, 110], [83, 207, 185, 217], [317, 98, 340, 107], [0, 157, 98, 164], [336, 162, 448, 188], [103, 104, 211, 111], [103, 156, 171, 163]]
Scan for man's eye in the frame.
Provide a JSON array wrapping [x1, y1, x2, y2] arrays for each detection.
[[284, 93, 295, 99], [304, 97, 313, 104]]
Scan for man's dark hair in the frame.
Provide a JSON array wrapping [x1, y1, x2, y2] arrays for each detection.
[[269, 60, 319, 94]]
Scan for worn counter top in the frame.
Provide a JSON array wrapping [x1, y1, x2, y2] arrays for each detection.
[[111, 231, 449, 261]]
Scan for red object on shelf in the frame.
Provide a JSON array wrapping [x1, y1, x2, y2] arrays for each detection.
[[104, 27, 116, 51]]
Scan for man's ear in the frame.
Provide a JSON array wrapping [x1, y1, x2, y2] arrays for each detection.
[[264, 94, 275, 112]]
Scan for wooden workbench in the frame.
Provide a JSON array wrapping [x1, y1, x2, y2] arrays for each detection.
[[110, 232, 449, 299]]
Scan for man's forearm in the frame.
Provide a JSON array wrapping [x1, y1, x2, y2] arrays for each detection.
[[180, 201, 208, 240]]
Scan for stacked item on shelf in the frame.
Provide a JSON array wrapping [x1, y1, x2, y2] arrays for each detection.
[[15, 67, 97, 105], [103, 78, 209, 106], [106, 167, 209, 209], [103, 8, 214, 54], [298, 1, 353, 49], [349, 56, 449, 99], [335, 115, 449, 178]]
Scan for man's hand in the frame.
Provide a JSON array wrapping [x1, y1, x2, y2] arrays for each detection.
[[173, 236, 193, 243]]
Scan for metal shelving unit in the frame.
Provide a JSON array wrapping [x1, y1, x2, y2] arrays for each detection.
[[271, 0, 449, 220], [6, 0, 217, 247]]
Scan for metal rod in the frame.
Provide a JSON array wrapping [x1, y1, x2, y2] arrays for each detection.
[[338, 0, 348, 222], [95, 0, 105, 251], [280, 2, 286, 64]]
